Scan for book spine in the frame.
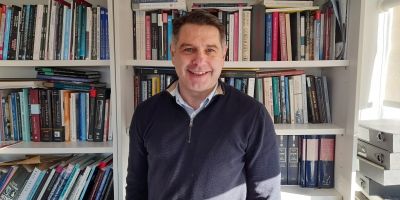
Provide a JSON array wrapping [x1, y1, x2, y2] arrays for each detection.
[[93, 88, 106, 142], [52, 90, 65, 142], [318, 135, 335, 188], [79, 92, 87, 141], [287, 135, 299, 185], [277, 135, 288, 185], [305, 135, 319, 187]]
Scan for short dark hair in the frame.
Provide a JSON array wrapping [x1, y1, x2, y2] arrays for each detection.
[[172, 10, 225, 45]]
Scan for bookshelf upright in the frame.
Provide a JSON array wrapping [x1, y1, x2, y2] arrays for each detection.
[[0, 0, 118, 199], [114, 0, 363, 199]]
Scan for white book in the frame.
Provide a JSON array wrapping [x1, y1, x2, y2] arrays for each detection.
[[264, 0, 314, 8], [17, 167, 39, 200], [293, 75, 304, 124], [247, 77, 255, 98], [86, 7, 92, 60], [48, 1, 58, 60], [33, 5, 44, 60], [285, 13, 292, 61], [300, 15, 305, 60], [131, 0, 186, 10], [238, 9, 243, 61], [36, 168, 56, 199], [242, 10, 251, 61], [228, 13, 234, 61], [70, 93, 77, 142], [263, 77, 274, 123]]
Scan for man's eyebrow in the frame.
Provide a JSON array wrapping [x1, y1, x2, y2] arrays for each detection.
[[179, 43, 219, 49], [179, 43, 193, 48]]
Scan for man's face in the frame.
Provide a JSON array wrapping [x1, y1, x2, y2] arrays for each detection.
[[171, 23, 226, 96]]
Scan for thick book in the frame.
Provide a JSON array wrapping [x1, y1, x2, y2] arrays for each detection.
[[250, 4, 266, 61], [318, 135, 335, 188], [29, 88, 41, 142], [93, 88, 109, 142], [0, 165, 31, 199], [304, 135, 319, 187], [287, 135, 299, 185], [277, 135, 288, 185], [52, 90, 65, 142], [40, 89, 53, 142]]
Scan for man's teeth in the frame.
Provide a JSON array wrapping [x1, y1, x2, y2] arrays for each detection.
[[192, 71, 207, 75]]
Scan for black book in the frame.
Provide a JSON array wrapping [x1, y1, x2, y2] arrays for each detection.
[[56, 4, 64, 60], [250, 4, 266, 61], [40, 5, 49, 60], [150, 11, 158, 60], [290, 12, 300, 61], [132, 10, 137, 60], [31, 169, 51, 200], [27, 5, 37, 60], [87, 87, 97, 141], [7, 5, 21, 60], [40, 89, 53, 142], [52, 90, 65, 142], [35, 67, 101, 75], [93, 88, 108, 142], [18, 5, 26, 60], [0, 166, 31, 199]]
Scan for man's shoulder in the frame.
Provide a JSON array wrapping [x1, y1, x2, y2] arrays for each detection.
[[221, 82, 264, 110], [135, 91, 172, 114]]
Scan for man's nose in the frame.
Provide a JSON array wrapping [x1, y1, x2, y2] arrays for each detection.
[[191, 51, 206, 65]]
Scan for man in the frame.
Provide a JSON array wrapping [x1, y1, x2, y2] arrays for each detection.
[[126, 10, 281, 200]]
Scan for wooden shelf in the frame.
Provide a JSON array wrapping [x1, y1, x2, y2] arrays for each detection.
[[0, 141, 113, 154], [126, 60, 349, 68], [275, 123, 345, 135], [281, 186, 341, 200], [0, 60, 111, 67]]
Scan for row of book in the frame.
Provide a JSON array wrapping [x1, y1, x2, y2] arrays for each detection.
[[0, 87, 112, 142], [132, 1, 343, 61], [0, 1, 110, 61], [133, 68, 331, 124], [277, 135, 335, 188], [0, 154, 113, 200]]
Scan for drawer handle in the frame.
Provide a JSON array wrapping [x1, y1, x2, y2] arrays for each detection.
[[377, 132, 385, 142], [376, 153, 384, 163], [360, 179, 366, 189]]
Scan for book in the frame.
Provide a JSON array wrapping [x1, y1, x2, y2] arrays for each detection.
[[287, 135, 299, 185], [318, 135, 335, 188], [0, 79, 45, 89], [277, 135, 288, 185]]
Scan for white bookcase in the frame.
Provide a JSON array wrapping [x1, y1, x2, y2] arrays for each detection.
[[0, 0, 118, 199], [113, 0, 364, 200]]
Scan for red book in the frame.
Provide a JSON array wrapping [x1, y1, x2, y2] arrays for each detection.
[[279, 13, 288, 61], [145, 14, 151, 60], [29, 89, 41, 142], [272, 12, 279, 61], [233, 11, 239, 61]]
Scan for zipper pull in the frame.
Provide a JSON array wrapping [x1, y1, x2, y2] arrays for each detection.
[[188, 119, 193, 143]]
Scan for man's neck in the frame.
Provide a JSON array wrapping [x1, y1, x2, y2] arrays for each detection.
[[178, 84, 216, 110]]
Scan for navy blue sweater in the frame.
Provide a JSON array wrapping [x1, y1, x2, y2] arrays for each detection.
[[126, 82, 281, 200]]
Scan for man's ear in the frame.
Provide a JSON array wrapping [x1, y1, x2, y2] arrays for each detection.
[[170, 42, 175, 57], [222, 45, 227, 59]]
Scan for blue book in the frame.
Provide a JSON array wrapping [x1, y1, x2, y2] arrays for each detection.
[[21, 89, 30, 141], [80, 7, 87, 59], [277, 135, 288, 185], [27, 170, 46, 200], [95, 165, 112, 200], [79, 92, 87, 141], [10, 93, 19, 140], [100, 7, 106, 60], [63, 8, 72, 60], [105, 9, 109, 60], [3, 8, 12, 60], [299, 136, 306, 187], [265, 13, 272, 61], [167, 15, 172, 60], [305, 135, 319, 187], [284, 77, 290, 122], [318, 135, 335, 188], [287, 135, 299, 185]]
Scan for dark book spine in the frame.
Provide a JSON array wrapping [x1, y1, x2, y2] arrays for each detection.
[[29, 88, 41, 142], [150, 12, 158, 60], [87, 88, 97, 141], [318, 135, 335, 188], [250, 4, 266, 61], [52, 90, 65, 142], [306, 75, 319, 123], [42, 167, 62, 199], [315, 76, 326, 123], [40, 89, 53, 142], [8, 6, 21, 60], [28, 5, 37, 60], [93, 88, 107, 142], [102, 173, 114, 200], [287, 135, 299, 185], [56, 5, 64, 60], [87, 168, 106, 200], [132, 10, 136, 60], [40, 5, 48, 60], [91, 7, 97, 60], [18, 5, 26, 60], [277, 135, 288, 185], [31, 170, 50, 200]]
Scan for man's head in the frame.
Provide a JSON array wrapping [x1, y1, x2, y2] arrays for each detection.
[[171, 10, 227, 100]]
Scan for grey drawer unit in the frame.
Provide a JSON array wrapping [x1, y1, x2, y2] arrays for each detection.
[[356, 171, 400, 197], [357, 139, 400, 170], [358, 120, 400, 153], [358, 156, 400, 186]]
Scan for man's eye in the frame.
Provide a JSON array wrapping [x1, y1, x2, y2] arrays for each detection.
[[183, 48, 194, 53], [206, 49, 216, 53]]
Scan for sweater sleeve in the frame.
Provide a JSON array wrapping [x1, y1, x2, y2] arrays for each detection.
[[245, 106, 281, 200], [125, 109, 148, 200]]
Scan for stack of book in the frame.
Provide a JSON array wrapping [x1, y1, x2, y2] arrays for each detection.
[[0, 154, 113, 200]]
